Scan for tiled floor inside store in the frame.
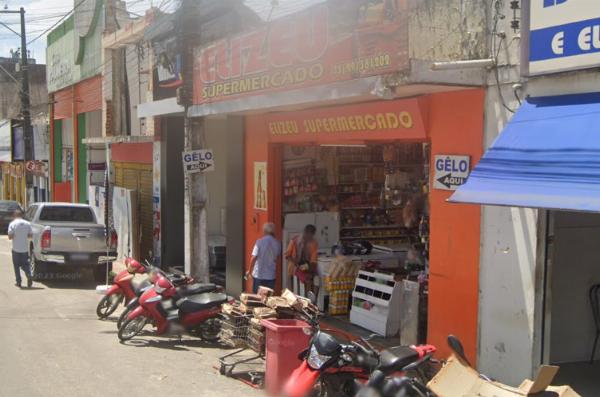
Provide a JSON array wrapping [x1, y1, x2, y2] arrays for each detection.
[[553, 361, 600, 397]]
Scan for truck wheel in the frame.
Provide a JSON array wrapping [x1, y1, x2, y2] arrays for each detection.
[[30, 256, 47, 281]]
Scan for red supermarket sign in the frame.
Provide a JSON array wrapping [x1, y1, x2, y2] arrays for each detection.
[[193, 1, 409, 104]]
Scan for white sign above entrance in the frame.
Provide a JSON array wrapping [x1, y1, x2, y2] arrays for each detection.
[[182, 149, 215, 174], [527, 0, 600, 75], [434, 155, 470, 191]]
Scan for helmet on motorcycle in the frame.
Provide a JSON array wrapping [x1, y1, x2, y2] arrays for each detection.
[[126, 258, 145, 274], [154, 276, 173, 294]]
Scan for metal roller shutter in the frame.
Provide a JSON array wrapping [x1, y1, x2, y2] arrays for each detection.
[[113, 162, 153, 261]]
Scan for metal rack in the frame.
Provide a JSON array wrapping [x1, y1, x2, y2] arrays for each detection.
[[218, 313, 265, 388]]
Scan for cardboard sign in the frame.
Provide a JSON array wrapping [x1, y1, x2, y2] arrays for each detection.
[[434, 155, 470, 191], [428, 356, 581, 397], [182, 149, 215, 174]]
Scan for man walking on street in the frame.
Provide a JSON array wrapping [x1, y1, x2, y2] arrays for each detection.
[[246, 222, 281, 293], [8, 209, 33, 288]]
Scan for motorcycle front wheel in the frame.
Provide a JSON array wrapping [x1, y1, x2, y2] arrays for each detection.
[[96, 294, 122, 319], [118, 316, 147, 341], [116, 306, 132, 329]]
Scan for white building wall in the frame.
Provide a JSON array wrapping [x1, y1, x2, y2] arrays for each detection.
[[478, 0, 600, 385], [475, 0, 544, 383]]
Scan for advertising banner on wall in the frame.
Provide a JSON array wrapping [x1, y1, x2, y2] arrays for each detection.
[[46, 20, 80, 93], [193, 1, 409, 104], [254, 162, 267, 211], [0, 120, 11, 162], [527, 0, 600, 75]]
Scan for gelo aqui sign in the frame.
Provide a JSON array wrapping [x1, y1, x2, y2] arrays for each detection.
[[434, 155, 470, 191], [182, 149, 215, 174]]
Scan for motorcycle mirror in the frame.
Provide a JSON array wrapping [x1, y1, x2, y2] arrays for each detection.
[[447, 334, 471, 367], [306, 291, 317, 304]]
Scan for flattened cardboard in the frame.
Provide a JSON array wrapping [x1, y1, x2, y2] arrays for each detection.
[[427, 356, 582, 397]]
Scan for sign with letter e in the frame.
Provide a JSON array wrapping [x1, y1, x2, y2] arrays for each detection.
[[434, 155, 470, 191], [182, 149, 215, 174]]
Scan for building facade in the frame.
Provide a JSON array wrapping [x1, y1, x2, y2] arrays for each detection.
[[181, 0, 490, 360], [453, 0, 600, 391], [0, 55, 48, 206]]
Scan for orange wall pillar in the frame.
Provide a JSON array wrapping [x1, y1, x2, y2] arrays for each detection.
[[426, 89, 484, 363]]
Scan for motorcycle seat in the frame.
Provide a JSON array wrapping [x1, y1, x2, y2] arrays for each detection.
[[166, 309, 179, 321], [378, 346, 420, 373], [176, 293, 228, 313], [132, 277, 152, 295], [177, 283, 217, 296]]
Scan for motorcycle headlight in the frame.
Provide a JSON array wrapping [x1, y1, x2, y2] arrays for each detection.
[[307, 345, 331, 370]]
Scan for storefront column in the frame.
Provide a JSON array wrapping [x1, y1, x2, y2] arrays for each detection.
[[49, 98, 55, 201], [72, 86, 79, 203]]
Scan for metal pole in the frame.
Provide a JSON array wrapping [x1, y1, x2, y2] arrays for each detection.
[[19, 7, 33, 205]]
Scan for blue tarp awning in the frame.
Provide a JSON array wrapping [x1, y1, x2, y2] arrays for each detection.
[[449, 93, 600, 212]]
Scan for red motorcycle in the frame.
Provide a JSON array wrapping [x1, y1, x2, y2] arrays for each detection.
[[283, 311, 437, 397], [115, 267, 221, 330], [118, 271, 229, 342], [96, 258, 150, 319]]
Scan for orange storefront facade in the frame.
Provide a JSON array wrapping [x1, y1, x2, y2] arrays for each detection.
[[191, 1, 484, 361], [242, 91, 484, 361]]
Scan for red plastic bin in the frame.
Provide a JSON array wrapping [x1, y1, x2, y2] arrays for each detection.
[[261, 319, 311, 395]]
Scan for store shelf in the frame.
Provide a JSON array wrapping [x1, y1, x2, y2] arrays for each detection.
[[336, 191, 380, 194], [341, 224, 405, 230], [337, 182, 384, 186], [339, 162, 385, 166], [340, 235, 409, 240], [341, 206, 385, 210]]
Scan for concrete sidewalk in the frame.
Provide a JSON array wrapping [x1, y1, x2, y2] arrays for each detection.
[[0, 236, 263, 397]]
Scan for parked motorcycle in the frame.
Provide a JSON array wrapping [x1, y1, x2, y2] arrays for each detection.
[[283, 307, 437, 397], [96, 258, 150, 319], [115, 267, 221, 329], [354, 335, 472, 397], [117, 271, 230, 342]]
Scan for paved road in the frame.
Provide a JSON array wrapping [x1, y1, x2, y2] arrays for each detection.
[[0, 236, 263, 397]]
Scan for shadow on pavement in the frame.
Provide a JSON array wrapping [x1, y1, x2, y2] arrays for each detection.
[[119, 336, 223, 351], [40, 280, 99, 290], [19, 286, 45, 291]]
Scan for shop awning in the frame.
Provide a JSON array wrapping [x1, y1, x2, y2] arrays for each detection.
[[449, 93, 600, 212]]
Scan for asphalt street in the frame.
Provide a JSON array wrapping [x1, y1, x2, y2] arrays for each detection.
[[0, 236, 263, 397]]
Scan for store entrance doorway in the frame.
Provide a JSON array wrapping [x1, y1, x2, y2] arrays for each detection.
[[543, 211, 600, 395], [279, 142, 430, 343]]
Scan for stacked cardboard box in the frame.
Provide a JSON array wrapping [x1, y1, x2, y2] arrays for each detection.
[[323, 256, 362, 315]]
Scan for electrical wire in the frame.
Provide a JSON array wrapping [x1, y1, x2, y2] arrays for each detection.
[[490, 0, 516, 114]]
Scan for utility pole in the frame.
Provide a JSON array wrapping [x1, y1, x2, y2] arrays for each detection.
[[19, 7, 33, 205], [178, 0, 209, 282], [0, 7, 33, 205]]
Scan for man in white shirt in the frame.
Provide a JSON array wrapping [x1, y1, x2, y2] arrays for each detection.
[[246, 222, 281, 293], [8, 209, 33, 288]]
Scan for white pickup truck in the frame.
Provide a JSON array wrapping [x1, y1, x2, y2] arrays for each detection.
[[25, 203, 118, 281]]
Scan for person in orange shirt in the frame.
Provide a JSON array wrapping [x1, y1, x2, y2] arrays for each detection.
[[286, 224, 319, 296]]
